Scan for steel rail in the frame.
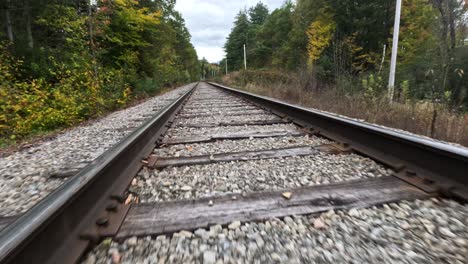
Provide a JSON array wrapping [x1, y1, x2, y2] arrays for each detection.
[[209, 82, 468, 201], [0, 83, 197, 263]]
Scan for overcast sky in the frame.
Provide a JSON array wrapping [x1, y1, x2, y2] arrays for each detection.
[[175, 0, 286, 63]]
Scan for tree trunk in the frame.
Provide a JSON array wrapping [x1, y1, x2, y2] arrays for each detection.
[[447, 0, 456, 49], [24, 0, 34, 49], [431, 0, 451, 92], [5, 0, 14, 42], [430, 104, 438, 138], [88, 0, 98, 77]]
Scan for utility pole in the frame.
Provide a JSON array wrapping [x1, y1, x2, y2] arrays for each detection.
[[243, 44, 247, 70], [225, 58, 228, 75], [388, 0, 402, 102]]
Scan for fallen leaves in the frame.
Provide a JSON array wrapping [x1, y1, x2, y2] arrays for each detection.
[[282, 192, 292, 200], [125, 194, 139, 204], [111, 250, 121, 264], [313, 218, 327, 229]]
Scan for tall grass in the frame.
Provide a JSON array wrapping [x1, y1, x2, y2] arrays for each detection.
[[222, 70, 468, 147]]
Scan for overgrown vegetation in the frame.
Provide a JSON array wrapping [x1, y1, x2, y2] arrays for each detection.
[[223, 70, 468, 146], [222, 1, 467, 144], [0, 0, 199, 144]]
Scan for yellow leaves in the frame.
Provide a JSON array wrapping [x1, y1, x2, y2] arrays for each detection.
[[114, 0, 129, 7], [113, 0, 161, 28], [306, 10, 336, 66], [117, 86, 132, 106], [0, 55, 132, 138]]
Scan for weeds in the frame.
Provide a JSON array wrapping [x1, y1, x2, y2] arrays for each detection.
[[223, 70, 468, 147]]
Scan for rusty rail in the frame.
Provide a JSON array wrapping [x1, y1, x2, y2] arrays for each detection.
[[208, 82, 468, 201]]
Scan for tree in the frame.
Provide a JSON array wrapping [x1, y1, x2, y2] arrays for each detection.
[[3, 0, 14, 42], [224, 11, 250, 70], [249, 2, 269, 26], [222, 0, 467, 110], [0, 0, 200, 139], [306, 10, 336, 67], [200, 57, 209, 79], [251, 2, 293, 68]]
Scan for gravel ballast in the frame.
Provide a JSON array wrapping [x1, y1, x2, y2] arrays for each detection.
[[0, 83, 195, 216], [84, 198, 467, 264]]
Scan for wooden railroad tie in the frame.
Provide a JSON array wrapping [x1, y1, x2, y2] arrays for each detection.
[[173, 119, 289, 128], [116, 176, 431, 238], [162, 130, 307, 145], [145, 144, 352, 169]]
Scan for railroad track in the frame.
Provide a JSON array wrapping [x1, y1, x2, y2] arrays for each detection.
[[0, 82, 467, 263]]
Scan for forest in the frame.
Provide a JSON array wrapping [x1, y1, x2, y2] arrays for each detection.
[[223, 0, 468, 145], [1, 0, 467, 146], [224, 0, 467, 106], [0, 0, 199, 143]]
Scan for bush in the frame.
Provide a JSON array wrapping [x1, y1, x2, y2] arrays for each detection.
[[0, 43, 131, 140]]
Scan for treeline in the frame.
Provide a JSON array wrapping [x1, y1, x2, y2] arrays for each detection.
[[224, 0, 467, 109], [0, 0, 199, 140]]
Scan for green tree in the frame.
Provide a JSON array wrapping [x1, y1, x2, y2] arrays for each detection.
[[249, 2, 269, 26], [224, 11, 250, 70], [255, 2, 294, 68]]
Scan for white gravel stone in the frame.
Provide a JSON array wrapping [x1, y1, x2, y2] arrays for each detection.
[[228, 221, 241, 230], [0, 83, 195, 216], [203, 250, 217, 264]]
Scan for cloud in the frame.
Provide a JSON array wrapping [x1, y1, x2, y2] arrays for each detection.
[[175, 0, 286, 63]]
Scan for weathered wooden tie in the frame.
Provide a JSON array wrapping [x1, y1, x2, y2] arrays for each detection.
[[177, 110, 267, 119], [186, 100, 243, 104], [162, 130, 306, 145], [183, 104, 254, 110], [116, 176, 431, 238], [151, 146, 319, 168], [183, 103, 247, 109], [180, 107, 260, 115], [173, 119, 289, 128]]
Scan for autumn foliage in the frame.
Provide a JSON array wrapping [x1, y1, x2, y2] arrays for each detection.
[[0, 0, 199, 143]]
